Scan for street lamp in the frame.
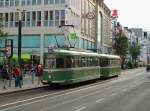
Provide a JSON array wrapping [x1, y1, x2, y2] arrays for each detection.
[[16, 9, 26, 66]]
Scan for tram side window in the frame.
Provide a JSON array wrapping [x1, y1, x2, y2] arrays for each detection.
[[111, 59, 119, 65], [74, 57, 79, 67], [56, 58, 64, 68], [65, 56, 75, 68], [44, 58, 55, 69], [87, 58, 92, 66], [80, 57, 87, 67], [100, 58, 109, 67], [94, 58, 99, 66]]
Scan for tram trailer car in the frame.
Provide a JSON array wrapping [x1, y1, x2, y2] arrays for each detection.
[[99, 54, 121, 78], [42, 49, 100, 85]]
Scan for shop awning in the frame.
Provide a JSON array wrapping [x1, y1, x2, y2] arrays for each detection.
[[13, 53, 30, 60]]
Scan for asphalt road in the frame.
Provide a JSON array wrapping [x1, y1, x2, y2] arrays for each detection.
[[0, 68, 150, 111]]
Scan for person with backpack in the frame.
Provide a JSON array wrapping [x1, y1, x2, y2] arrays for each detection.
[[14, 65, 22, 88]]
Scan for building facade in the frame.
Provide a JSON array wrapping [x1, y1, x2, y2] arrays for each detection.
[[96, 0, 111, 54], [0, 0, 111, 63]]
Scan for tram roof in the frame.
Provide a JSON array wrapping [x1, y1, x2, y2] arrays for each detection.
[[53, 49, 100, 57], [100, 54, 120, 59]]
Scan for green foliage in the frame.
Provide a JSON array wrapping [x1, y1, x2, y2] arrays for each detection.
[[130, 44, 141, 65], [114, 33, 129, 57], [114, 33, 129, 68], [0, 17, 7, 38], [127, 61, 134, 69]]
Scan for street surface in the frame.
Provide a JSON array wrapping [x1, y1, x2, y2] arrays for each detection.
[[0, 68, 150, 111]]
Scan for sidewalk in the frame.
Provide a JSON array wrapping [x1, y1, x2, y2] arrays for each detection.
[[0, 73, 44, 95], [0, 67, 145, 95]]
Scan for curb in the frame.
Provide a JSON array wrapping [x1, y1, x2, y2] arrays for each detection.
[[0, 85, 47, 96]]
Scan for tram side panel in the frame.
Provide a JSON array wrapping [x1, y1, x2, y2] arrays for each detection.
[[42, 51, 101, 85], [100, 55, 121, 78], [42, 66, 100, 85]]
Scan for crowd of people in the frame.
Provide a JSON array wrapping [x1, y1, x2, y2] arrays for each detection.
[[0, 63, 43, 89]]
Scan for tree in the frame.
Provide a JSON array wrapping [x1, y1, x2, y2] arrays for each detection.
[[114, 32, 129, 69], [0, 16, 7, 38], [130, 45, 141, 67]]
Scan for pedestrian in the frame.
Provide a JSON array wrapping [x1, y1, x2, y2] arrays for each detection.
[[6, 64, 12, 87], [14, 65, 22, 88], [0, 64, 3, 78], [37, 64, 43, 86], [30, 65, 36, 84], [1, 65, 9, 89]]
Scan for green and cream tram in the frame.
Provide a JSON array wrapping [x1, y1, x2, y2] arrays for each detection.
[[42, 49, 100, 85], [99, 54, 121, 78], [42, 48, 121, 85]]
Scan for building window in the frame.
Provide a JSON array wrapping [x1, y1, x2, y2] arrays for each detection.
[[37, 0, 41, 5], [10, 12, 14, 27], [27, 0, 31, 5], [21, 12, 25, 27], [81, 38, 84, 49], [26, 12, 30, 27], [5, 13, 8, 27], [61, 0, 65, 4], [15, 0, 19, 6], [49, 11, 54, 20], [55, 10, 59, 20], [60, 10, 65, 20], [44, 0, 48, 4], [55, 10, 59, 26], [32, 11, 36, 26], [44, 11, 48, 26], [21, 0, 26, 6], [0, 0, 4, 7], [0, 13, 3, 27], [55, 0, 59, 4], [15, 12, 19, 27], [21, 35, 40, 48], [10, 0, 14, 6], [5, 0, 9, 7], [32, 0, 36, 5], [49, 11, 54, 26], [60, 10, 65, 26], [37, 11, 41, 26], [49, 0, 54, 4]]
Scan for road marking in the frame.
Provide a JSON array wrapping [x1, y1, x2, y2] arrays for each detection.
[[0, 83, 102, 109], [1, 88, 107, 111], [122, 88, 128, 92], [111, 93, 118, 96], [75, 106, 86, 111], [96, 98, 105, 103]]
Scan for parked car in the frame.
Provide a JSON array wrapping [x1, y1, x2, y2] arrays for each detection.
[[146, 64, 150, 71]]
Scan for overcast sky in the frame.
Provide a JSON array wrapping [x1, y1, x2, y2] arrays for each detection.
[[104, 0, 150, 31]]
